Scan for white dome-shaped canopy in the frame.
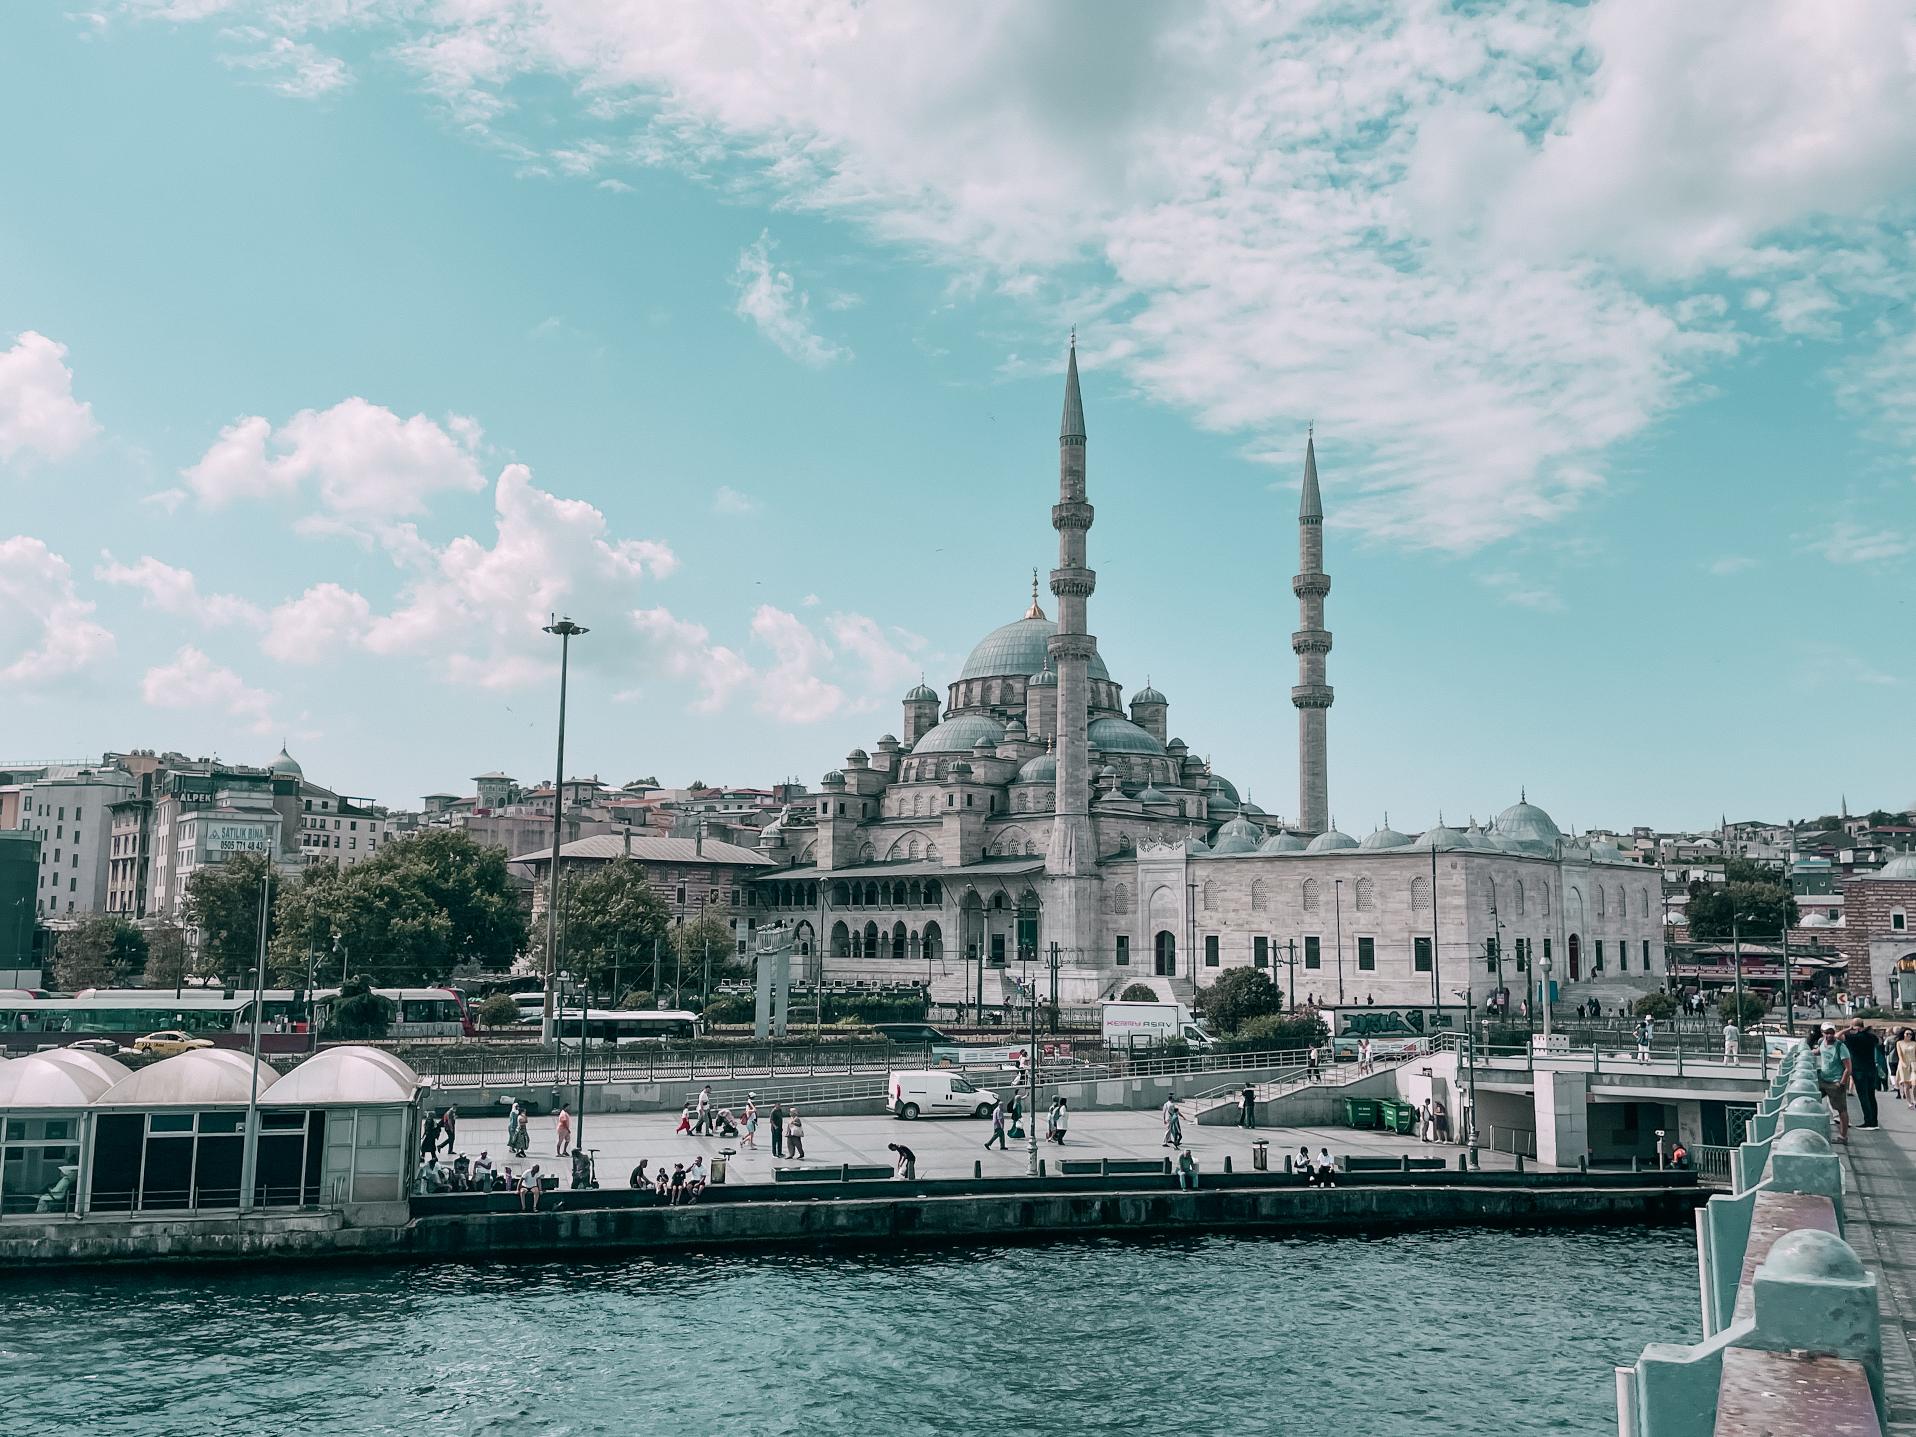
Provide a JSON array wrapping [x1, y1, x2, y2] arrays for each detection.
[[266, 1046, 420, 1106], [0, 1054, 114, 1107], [33, 1048, 132, 1089], [96, 1048, 279, 1107]]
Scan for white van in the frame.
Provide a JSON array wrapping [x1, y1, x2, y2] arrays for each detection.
[[887, 1069, 1000, 1120]]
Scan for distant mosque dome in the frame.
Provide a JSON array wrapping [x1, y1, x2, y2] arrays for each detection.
[[1874, 853, 1916, 881], [1359, 823, 1412, 851], [913, 714, 1007, 754], [1087, 716, 1164, 754], [1492, 798, 1561, 855], [1413, 823, 1466, 852], [1136, 786, 1171, 806], [904, 681, 939, 703], [1210, 815, 1263, 855], [1305, 828, 1357, 853], [958, 614, 1110, 683], [269, 746, 303, 779], [1131, 683, 1168, 705], [1018, 753, 1058, 783], [1259, 831, 1308, 854]]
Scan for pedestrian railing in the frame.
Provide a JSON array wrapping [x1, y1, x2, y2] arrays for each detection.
[[412, 1041, 931, 1090], [1687, 1144, 1734, 1184], [1616, 1038, 1886, 1436]]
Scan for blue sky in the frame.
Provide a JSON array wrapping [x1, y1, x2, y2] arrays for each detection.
[[2, 2, 1913, 830]]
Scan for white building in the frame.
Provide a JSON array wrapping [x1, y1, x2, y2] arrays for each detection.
[[14, 765, 135, 919]]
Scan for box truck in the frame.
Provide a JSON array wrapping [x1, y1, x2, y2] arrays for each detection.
[[1100, 1000, 1216, 1050]]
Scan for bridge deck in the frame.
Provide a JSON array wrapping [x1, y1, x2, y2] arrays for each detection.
[[1840, 1092, 1916, 1434]]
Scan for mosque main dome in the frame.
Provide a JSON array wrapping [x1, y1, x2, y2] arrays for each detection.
[[957, 614, 1111, 683]]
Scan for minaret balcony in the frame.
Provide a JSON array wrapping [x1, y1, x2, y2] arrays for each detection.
[[1291, 683, 1335, 709], [1049, 567, 1097, 598], [1048, 632, 1101, 663], [1291, 572, 1331, 598], [1290, 629, 1333, 655], [1051, 500, 1095, 531]]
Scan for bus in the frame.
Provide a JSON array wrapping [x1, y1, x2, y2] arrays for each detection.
[[0, 984, 473, 1048], [553, 1008, 703, 1045]]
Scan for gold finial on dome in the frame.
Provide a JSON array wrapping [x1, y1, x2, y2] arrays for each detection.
[[1025, 568, 1046, 620]]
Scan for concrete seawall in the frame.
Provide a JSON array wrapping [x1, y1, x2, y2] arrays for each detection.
[[0, 1173, 1701, 1271]]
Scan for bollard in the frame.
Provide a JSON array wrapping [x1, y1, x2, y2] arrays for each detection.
[[1632, 1155, 1640, 1173], [1456, 1154, 1467, 1172], [1100, 1158, 1110, 1178], [1514, 1153, 1525, 1173], [1578, 1155, 1588, 1174], [841, 1163, 850, 1183], [1224, 1155, 1233, 1174], [974, 1160, 981, 1180], [1039, 1159, 1046, 1177], [1163, 1156, 1173, 1176], [1400, 1154, 1411, 1172], [1284, 1154, 1293, 1174], [1469, 1149, 1480, 1170]]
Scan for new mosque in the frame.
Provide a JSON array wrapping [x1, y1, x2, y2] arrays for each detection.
[[751, 344, 1662, 1017]]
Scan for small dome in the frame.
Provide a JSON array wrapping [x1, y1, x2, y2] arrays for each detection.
[[1413, 824, 1465, 851], [958, 615, 1110, 682], [1003, 715, 1025, 732], [96, 1048, 279, 1107], [1098, 764, 1119, 779], [1131, 684, 1167, 705], [876, 734, 898, 747], [1028, 663, 1057, 688], [1492, 799, 1561, 854], [1019, 753, 1058, 783], [1360, 824, 1412, 851], [1211, 815, 1264, 855], [1460, 821, 1498, 851], [0, 1054, 114, 1107], [1166, 737, 1188, 753], [1874, 853, 1916, 881], [1087, 716, 1165, 755], [820, 770, 845, 787], [1259, 831, 1308, 854], [1588, 840, 1623, 861], [847, 748, 869, 763], [269, 747, 303, 779], [1136, 786, 1171, 806], [1207, 774, 1242, 805], [948, 760, 973, 777], [912, 714, 1007, 755], [1184, 837, 1211, 855], [264, 1046, 419, 1105], [1306, 828, 1358, 853], [904, 682, 939, 703]]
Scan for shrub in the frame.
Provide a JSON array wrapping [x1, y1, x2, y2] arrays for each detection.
[[476, 993, 523, 1028], [1119, 983, 1159, 1003], [1717, 992, 1767, 1027], [1633, 992, 1677, 1020], [1197, 968, 1284, 1035], [1217, 1013, 1324, 1053]]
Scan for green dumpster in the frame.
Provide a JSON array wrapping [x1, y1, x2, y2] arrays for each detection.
[[1343, 1098, 1379, 1129], [1383, 1102, 1417, 1135]]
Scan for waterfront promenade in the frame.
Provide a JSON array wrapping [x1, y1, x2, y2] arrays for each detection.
[[455, 1106, 1532, 1184], [1844, 1095, 1916, 1433]]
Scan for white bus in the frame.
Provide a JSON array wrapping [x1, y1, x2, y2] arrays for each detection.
[[552, 1008, 703, 1045]]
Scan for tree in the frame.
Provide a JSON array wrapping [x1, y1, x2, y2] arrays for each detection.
[[142, 920, 191, 992], [1119, 983, 1160, 1003], [1718, 992, 1767, 1027], [671, 912, 745, 1003], [323, 975, 393, 1039], [476, 992, 523, 1027], [535, 859, 671, 1002], [51, 916, 148, 991], [1197, 967, 1284, 1035], [1686, 880, 1798, 941], [1633, 991, 1677, 1020], [183, 851, 276, 985]]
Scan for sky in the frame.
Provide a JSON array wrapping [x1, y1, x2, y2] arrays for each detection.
[[2, 1, 1913, 832]]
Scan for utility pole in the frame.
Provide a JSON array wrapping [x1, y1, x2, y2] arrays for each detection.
[[540, 614, 588, 1045], [238, 864, 271, 1214]]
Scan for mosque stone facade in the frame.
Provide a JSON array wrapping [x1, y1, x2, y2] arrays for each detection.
[[750, 345, 1664, 1016]]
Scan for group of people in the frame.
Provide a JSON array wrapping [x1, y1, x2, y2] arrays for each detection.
[[1297, 1145, 1338, 1187], [627, 1158, 709, 1203], [1415, 1095, 1451, 1142], [1808, 1019, 1916, 1142], [674, 1086, 809, 1159]]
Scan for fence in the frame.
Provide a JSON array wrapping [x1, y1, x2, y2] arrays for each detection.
[[412, 1042, 931, 1089]]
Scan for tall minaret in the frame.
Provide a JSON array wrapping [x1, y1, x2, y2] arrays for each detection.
[[1045, 336, 1099, 967], [1291, 430, 1333, 832]]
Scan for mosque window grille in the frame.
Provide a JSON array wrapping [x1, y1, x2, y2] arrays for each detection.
[[1514, 881, 1526, 918], [1201, 881, 1216, 911], [1409, 876, 1430, 911], [1301, 878, 1320, 913], [1250, 878, 1267, 912], [1354, 877, 1376, 913]]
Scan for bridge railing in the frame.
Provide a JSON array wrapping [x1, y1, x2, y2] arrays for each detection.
[[1615, 1040, 1885, 1436]]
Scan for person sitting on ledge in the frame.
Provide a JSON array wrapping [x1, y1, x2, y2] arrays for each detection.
[[1176, 1149, 1199, 1191], [1313, 1148, 1338, 1188], [519, 1164, 542, 1213], [629, 1159, 650, 1190], [684, 1157, 707, 1202]]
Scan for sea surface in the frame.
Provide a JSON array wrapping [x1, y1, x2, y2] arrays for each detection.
[[4, 1226, 1694, 1436]]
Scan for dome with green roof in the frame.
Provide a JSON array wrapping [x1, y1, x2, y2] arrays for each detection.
[[1131, 682, 1167, 705], [1259, 831, 1308, 854], [912, 713, 1007, 755], [1018, 753, 1057, 783], [269, 746, 303, 779], [1492, 797, 1561, 855], [958, 615, 1110, 682], [1087, 716, 1164, 755], [1210, 815, 1263, 855], [904, 681, 939, 703], [1305, 828, 1357, 853], [1359, 823, 1412, 851]]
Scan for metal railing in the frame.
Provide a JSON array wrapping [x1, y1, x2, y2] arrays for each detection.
[[1688, 1143, 1734, 1182], [413, 1041, 932, 1089]]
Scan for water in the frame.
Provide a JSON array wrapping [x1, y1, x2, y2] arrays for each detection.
[[4, 1227, 1692, 1436]]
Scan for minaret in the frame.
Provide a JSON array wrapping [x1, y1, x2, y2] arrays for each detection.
[[1291, 430, 1333, 832], [1045, 336, 1099, 969]]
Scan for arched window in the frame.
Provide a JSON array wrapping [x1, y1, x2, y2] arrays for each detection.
[[864, 882, 879, 907], [1104, 882, 1129, 916], [1514, 881, 1526, 917], [1409, 876, 1430, 911], [924, 879, 941, 904], [863, 921, 879, 957], [1015, 791, 1028, 812], [849, 926, 863, 958], [859, 843, 876, 863], [1616, 886, 1628, 922], [925, 845, 940, 865], [881, 881, 895, 906], [1638, 888, 1651, 919], [1202, 880, 1216, 911], [907, 838, 920, 860], [891, 923, 907, 962], [1251, 879, 1267, 912], [1302, 877, 1320, 913], [1594, 885, 1606, 919], [1154, 930, 1176, 976], [832, 882, 849, 907], [1541, 884, 1551, 917], [831, 921, 849, 957], [922, 920, 942, 963], [1354, 877, 1375, 913], [1025, 841, 1037, 856]]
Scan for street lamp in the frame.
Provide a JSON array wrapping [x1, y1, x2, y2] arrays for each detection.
[[540, 615, 588, 1044], [1729, 909, 1755, 1030], [1453, 987, 1477, 1145], [1540, 951, 1554, 1041], [239, 863, 272, 1214]]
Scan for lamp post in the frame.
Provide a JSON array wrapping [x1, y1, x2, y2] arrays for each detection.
[[540, 615, 588, 1045], [1453, 986, 1477, 1145], [1540, 952, 1554, 1040], [1730, 909, 1753, 1029], [573, 972, 590, 1180], [238, 863, 271, 1215]]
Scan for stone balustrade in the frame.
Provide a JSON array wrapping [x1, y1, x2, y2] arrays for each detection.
[[1616, 1042, 1886, 1436]]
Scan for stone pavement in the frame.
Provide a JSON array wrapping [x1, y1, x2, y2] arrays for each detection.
[[1838, 1085, 1916, 1434], [448, 1105, 1530, 1187]]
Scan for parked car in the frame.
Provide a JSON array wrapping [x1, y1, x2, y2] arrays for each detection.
[[64, 1038, 123, 1055], [887, 1069, 999, 1120], [869, 1023, 954, 1045], [132, 1030, 215, 1057]]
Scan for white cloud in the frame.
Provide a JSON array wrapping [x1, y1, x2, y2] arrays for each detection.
[[630, 606, 753, 714], [141, 644, 278, 733], [261, 582, 373, 663], [712, 484, 759, 516], [826, 612, 924, 699], [95, 551, 264, 627], [1810, 522, 1911, 566], [361, 463, 677, 687], [0, 536, 115, 682], [1705, 555, 1757, 577], [218, 33, 351, 98], [140, 487, 188, 513], [750, 604, 843, 722], [1479, 571, 1563, 613], [732, 231, 850, 368], [0, 331, 98, 464], [182, 398, 485, 518]]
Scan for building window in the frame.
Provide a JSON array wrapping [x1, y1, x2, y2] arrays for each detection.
[[1594, 939, 1605, 971], [1894, 910, 1907, 933], [1115, 936, 1130, 966], [1354, 877, 1375, 913], [1204, 935, 1219, 967], [1642, 939, 1652, 971], [1304, 935, 1321, 970], [1413, 936, 1432, 973], [1154, 931, 1176, 976], [1542, 937, 1552, 969], [675, 886, 686, 905], [1253, 936, 1268, 969], [1357, 937, 1375, 970], [1410, 876, 1430, 911]]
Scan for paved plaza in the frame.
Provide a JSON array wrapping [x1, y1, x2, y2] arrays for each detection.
[[451, 1104, 1523, 1186]]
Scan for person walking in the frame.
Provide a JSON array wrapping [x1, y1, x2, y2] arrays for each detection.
[[1417, 1098, 1433, 1143], [1306, 1042, 1322, 1081], [1635, 1019, 1652, 1063], [1722, 1019, 1740, 1066], [554, 1105, 573, 1157], [1163, 1100, 1180, 1150], [694, 1084, 713, 1136], [1896, 1029, 1916, 1110], [1357, 1037, 1373, 1075], [1007, 1089, 1024, 1138], [740, 1099, 760, 1150], [888, 1142, 916, 1180], [437, 1107, 458, 1156], [1051, 1096, 1071, 1145], [785, 1107, 805, 1160], [1842, 1019, 1885, 1131], [1239, 1082, 1257, 1130], [1812, 1024, 1852, 1142], [770, 1102, 787, 1158], [1431, 1095, 1450, 1143], [1161, 1096, 1177, 1146], [985, 1100, 1008, 1151]]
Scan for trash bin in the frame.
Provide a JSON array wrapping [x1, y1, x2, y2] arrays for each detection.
[[1344, 1098, 1378, 1129], [1251, 1140, 1269, 1171], [709, 1154, 727, 1185]]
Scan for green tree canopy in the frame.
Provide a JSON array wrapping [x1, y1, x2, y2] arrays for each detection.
[[1119, 983, 1160, 1003], [51, 916, 148, 991], [141, 920, 191, 993], [183, 851, 276, 986], [1195, 967, 1285, 1035], [670, 912, 745, 1001], [324, 974, 394, 1039], [535, 859, 671, 1000], [1686, 880, 1798, 941]]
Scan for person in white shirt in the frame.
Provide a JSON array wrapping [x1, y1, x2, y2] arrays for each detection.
[[1722, 1020, 1740, 1065]]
